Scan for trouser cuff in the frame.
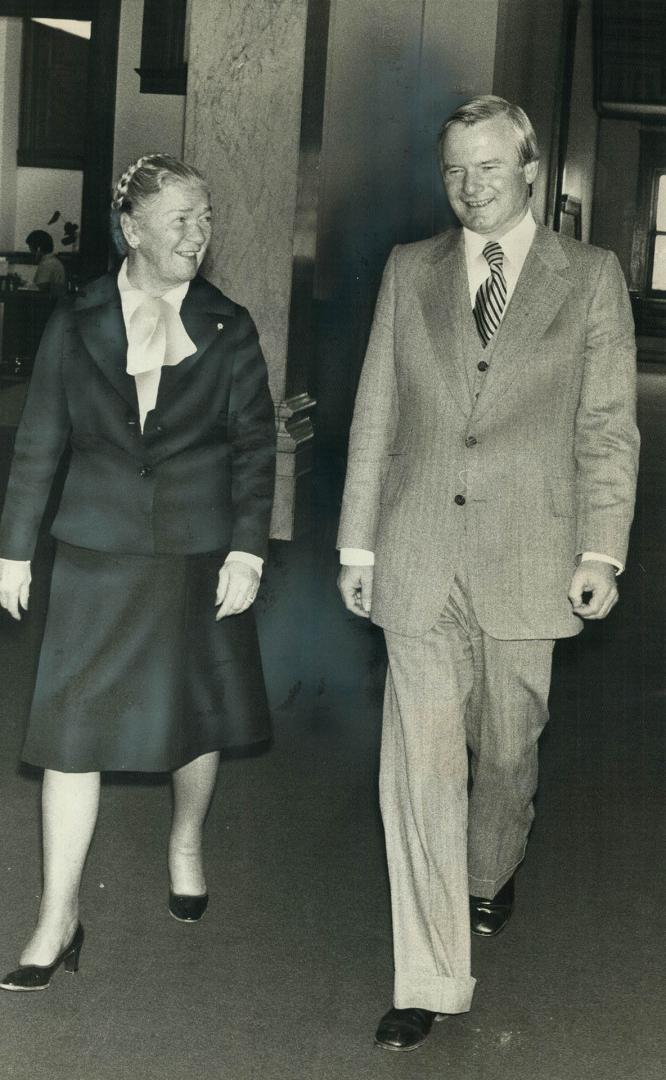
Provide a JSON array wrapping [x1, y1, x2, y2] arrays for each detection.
[[468, 857, 521, 899], [394, 972, 476, 1015]]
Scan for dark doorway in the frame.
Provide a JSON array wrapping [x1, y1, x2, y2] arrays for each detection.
[[0, 0, 121, 279]]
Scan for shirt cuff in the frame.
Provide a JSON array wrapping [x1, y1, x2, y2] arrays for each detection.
[[224, 551, 263, 577], [0, 558, 30, 569], [580, 551, 624, 576], [339, 548, 375, 566]]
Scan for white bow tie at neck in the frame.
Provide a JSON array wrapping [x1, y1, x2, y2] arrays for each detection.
[[125, 294, 197, 377]]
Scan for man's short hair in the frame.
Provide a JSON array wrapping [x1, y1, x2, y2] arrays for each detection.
[[26, 229, 54, 254], [439, 95, 540, 167]]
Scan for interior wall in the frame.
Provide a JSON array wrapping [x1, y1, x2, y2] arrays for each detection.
[[562, 0, 598, 243], [493, 0, 566, 224], [317, 0, 499, 298], [416, 0, 501, 238], [313, 0, 500, 458], [184, 0, 310, 406], [591, 118, 641, 280], [0, 18, 20, 250], [111, 0, 185, 185], [14, 167, 83, 251]]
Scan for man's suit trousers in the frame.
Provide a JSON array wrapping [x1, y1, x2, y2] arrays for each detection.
[[380, 573, 554, 1014]]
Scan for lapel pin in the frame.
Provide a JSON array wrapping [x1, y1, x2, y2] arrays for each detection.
[[217, 322, 224, 331]]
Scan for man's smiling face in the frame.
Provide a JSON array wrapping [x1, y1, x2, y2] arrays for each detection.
[[440, 116, 538, 238]]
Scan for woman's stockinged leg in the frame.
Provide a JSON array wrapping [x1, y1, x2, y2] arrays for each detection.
[[168, 751, 220, 896], [20, 769, 100, 966]]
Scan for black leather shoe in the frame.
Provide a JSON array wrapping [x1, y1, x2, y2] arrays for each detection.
[[470, 875, 515, 937], [0, 923, 84, 992], [169, 891, 208, 922], [374, 1007, 442, 1052]]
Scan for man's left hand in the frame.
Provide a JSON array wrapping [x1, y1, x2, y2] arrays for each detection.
[[215, 561, 260, 619], [568, 560, 619, 620]]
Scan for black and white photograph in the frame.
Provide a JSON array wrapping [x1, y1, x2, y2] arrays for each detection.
[[0, 2, 663, 1078]]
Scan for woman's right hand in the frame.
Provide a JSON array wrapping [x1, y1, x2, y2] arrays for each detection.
[[0, 559, 31, 620]]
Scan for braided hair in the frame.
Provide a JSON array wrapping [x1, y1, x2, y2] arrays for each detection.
[[110, 153, 208, 255]]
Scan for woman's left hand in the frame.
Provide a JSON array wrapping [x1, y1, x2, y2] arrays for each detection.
[[215, 561, 260, 619]]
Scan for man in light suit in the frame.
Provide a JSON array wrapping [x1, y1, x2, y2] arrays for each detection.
[[337, 96, 639, 1052]]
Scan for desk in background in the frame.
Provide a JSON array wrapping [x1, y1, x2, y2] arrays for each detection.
[[0, 289, 57, 381]]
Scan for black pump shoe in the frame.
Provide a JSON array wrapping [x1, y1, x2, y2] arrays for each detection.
[[470, 875, 515, 937], [168, 891, 209, 922], [0, 923, 84, 992], [374, 1007, 444, 1052]]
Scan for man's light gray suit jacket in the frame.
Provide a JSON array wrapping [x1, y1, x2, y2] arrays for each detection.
[[337, 225, 640, 639]]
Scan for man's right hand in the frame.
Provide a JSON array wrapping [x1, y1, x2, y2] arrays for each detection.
[[0, 559, 31, 621], [337, 565, 374, 619]]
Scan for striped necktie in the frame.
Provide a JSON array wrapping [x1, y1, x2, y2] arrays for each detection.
[[473, 241, 507, 347]]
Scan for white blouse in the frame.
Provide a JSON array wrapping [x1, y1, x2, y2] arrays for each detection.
[[117, 259, 195, 432]]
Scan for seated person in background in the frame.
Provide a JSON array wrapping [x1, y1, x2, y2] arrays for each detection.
[[25, 230, 66, 295]]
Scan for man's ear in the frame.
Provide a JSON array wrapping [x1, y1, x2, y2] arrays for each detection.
[[524, 160, 539, 186]]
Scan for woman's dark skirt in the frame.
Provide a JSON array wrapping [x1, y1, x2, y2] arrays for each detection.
[[22, 542, 271, 772]]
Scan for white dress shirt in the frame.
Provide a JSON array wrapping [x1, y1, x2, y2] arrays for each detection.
[[463, 208, 536, 308], [340, 211, 622, 574]]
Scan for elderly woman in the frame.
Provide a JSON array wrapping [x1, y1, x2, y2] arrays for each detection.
[[0, 154, 276, 990]]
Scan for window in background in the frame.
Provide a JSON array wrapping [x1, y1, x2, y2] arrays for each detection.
[[629, 128, 666, 336], [650, 173, 666, 292], [18, 18, 91, 169]]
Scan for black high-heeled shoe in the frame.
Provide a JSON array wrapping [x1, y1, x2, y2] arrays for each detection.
[[168, 891, 208, 922], [0, 922, 84, 992]]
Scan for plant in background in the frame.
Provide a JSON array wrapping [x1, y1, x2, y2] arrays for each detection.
[[47, 211, 79, 249]]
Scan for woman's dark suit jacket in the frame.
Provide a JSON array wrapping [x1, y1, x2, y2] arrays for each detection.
[[0, 272, 276, 561]]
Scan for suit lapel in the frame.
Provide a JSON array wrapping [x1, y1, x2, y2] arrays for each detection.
[[73, 273, 237, 413], [156, 276, 236, 406], [474, 226, 572, 418], [416, 232, 473, 417], [73, 277, 138, 410]]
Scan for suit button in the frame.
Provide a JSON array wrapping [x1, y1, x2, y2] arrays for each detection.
[[454, 494, 466, 506], [465, 435, 477, 447], [477, 360, 489, 372], [139, 465, 153, 478]]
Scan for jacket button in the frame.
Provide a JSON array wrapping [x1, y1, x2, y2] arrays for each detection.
[[454, 494, 466, 506], [139, 465, 153, 478], [477, 360, 489, 372], [465, 435, 477, 447]]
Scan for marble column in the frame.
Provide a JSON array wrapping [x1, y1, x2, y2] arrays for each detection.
[[185, 0, 325, 540]]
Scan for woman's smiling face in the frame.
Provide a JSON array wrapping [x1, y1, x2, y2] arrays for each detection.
[[122, 179, 212, 293]]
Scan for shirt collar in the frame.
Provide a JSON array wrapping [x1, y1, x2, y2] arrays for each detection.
[[117, 259, 190, 315], [463, 209, 536, 270], [117, 258, 197, 379]]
